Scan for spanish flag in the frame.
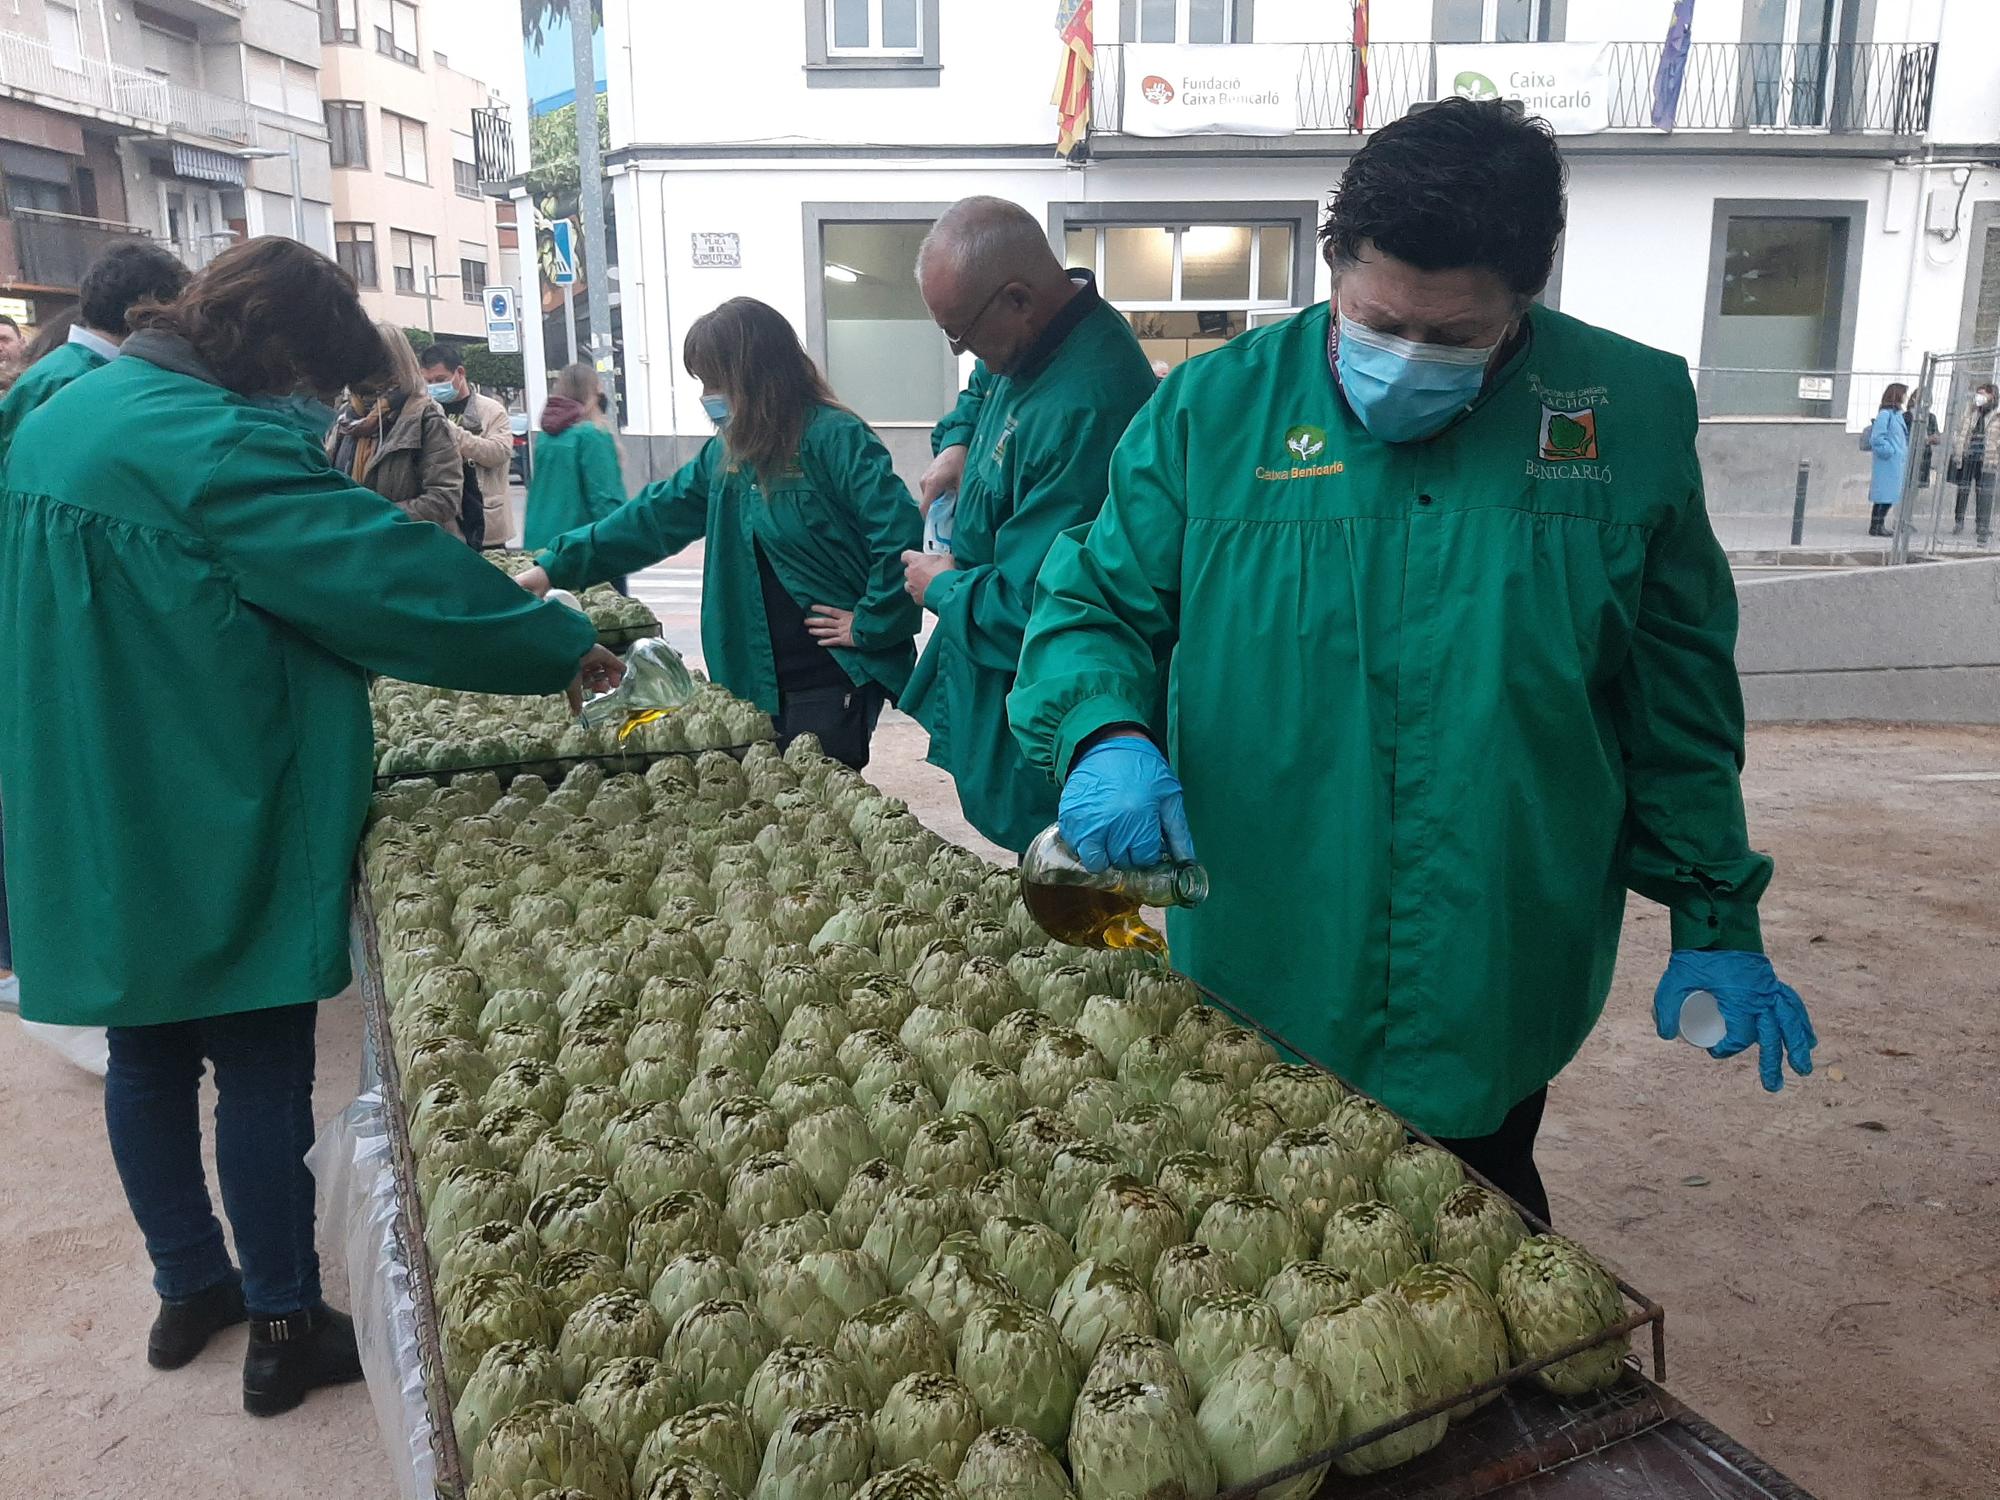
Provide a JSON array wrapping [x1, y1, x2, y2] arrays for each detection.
[[1053, 0, 1094, 159]]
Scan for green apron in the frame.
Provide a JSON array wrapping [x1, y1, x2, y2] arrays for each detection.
[[1011, 304, 1771, 1136], [0, 339, 106, 470]]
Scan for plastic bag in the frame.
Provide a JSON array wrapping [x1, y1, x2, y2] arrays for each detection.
[[578, 637, 699, 731], [924, 489, 957, 555], [18, 1019, 108, 1076]]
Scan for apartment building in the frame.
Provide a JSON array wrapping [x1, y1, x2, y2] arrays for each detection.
[[564, 0, 2000, 523], [0, 0, 334, 329], [319, 0, 509, 342]]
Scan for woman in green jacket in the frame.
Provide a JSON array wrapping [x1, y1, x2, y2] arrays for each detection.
[[0, 238, 619, 1416], [519, 297, 924, 769], [524, 361, 630, 588]]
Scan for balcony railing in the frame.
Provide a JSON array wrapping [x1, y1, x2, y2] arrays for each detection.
[[5, 210, 158, 291], [1091, 40, 1935, 138], [472, 106, 516, 185], [0, 27, 250, 143]]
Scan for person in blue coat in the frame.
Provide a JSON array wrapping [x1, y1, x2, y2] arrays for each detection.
[[1866, 381, 1911, 537]]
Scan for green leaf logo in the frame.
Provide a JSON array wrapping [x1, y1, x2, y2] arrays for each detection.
[[1546, 413, 1590, 455], [1285, 424, 1327, 462], [1454, 70, 1500, 101]]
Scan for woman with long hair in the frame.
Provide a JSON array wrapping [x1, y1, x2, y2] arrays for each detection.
[[1866, 381, 1910, 538], [518, 297, 923, 768], [328, 321, 468, 538], [0, 238, 617, 1417], [524, 361, 627, 566]]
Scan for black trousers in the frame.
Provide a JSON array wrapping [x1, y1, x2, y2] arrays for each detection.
[[1433, 1087, 1551, 1226], [775, 681, 887, 771]]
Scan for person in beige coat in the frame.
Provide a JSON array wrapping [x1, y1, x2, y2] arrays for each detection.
[[327, 323, 464, 538], [420, 339, 514, 547]]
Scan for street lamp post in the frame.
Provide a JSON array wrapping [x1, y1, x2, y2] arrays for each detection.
[[234, 136, 304, 243], [421, 268, 462, 341]]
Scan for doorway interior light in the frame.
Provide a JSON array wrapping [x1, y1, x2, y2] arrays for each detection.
[[824, 263, 862, 282]]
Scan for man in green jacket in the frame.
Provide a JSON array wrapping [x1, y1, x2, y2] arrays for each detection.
[[1009, 101, 1815, 1220], [0, 240, 190, 468], [901, 196, 1157, 854]]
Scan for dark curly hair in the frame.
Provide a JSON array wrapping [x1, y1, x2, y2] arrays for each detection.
[[1320, 98, 1567, 298], [127, 237, 386, 397], [79, 240, 190, 337]]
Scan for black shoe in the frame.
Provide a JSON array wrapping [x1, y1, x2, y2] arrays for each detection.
[[242, 1304, 364, 1417], [148, 1279, 247, 1370]]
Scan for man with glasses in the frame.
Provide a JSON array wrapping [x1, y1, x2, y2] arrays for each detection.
[[900, 195, 1157, 853]]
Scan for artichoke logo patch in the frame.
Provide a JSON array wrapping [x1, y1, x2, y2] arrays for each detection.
[[1141, 75, 1175, 105], [1454, 70, 1500, 100], [1285, 424, 1327, 462], [1538, 406, 1598, 461]]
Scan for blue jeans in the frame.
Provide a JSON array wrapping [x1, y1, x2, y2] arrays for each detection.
[[104, 1002, 322, 1318]]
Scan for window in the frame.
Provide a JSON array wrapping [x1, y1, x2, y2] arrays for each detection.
[[336, 222, 377, 288], [321, 0, 359, 44], [246, 48, 318, 121], [391, 229, 436, 295], [1700, 207, 1859, 417], [1067, 220, 1297, 371], [805, 0, 939, 86], [1742, 0, 1842, 128], [6, 177, 73, 216], [1968, 219, 2000, 349], [326, 102, 367, 168], [383, 112, 428, 183], [140, 20, 198, 81], [828, 0, 921, 54], [819, 221, 959, 422], [452, 131, 480, 198], [375, 0, 419, 66], [1122, 0, 1239, 44], [460, 249, 489, 303], [46, 2, 85, 71], [1433, 0, 1563, 42]]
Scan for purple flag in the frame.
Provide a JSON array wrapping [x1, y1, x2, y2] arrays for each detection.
[[1651, 0, 1697, 131]]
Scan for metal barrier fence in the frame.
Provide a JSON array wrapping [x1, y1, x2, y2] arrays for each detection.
[[1892, 346, 2000, 563]]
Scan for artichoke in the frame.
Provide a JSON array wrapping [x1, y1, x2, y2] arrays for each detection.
[[851, 1463, 955, 1500], [469, 1399, 631, 1499], [1048, 1259, 1157, 1368], [954, 1426, 1076, 1500], [1192, 1195, 1307, 1294], [427, 1166, 531, 1255], [558, 1289, 669, 1398], [662, 1298, 778, 1406], [437, 1219, 541, 1290], [1033, 966, 1093, 1028], [1319, 1201, 1424, 1296], [954, 957, 1026, 1031], [760, 1037, 839, 1097], [1204, 1098, 1288, 1180], [1254, 1126, 1373, 1243], [536, 1248, 628, 1325], [406, 1036, 497, 1103], [1193, 1348, 1340, 1500], [651, 1250, 754, 1340], [520, 1134, 611, 1202], [1495, 1236, 1630, 1396], [1292, 1290, 1449, 1476], [737, 1212, 836, 1284], [1173, 1291, 1286, 1406], [637, 1459, 741, 1500], [830, 1158, 905, 1249], [577, 1355, 694, 1467], [967, 1167, 1039, 1226], [442, 1270, 554, 1398], [1018, 1030, 1111, 1111], [560, 1082, 636, 1147], [1153, 1152, 1247, 1237], [418, 1126, 499, 1199], [1148, 1243, 1233, 1342], [956, 1301, 1079, 1450], [696, 1095, 789, 1174], [479, 1103, 557, 1174], [617, 1135, 726, 1213], [834, 1298, 953, 1405], [628, 1191, 737, 1290], [1392, 1263, 1511, 1419], [1039, 1141, 1121, 1240], [769, 1073, 859, 1129], [756, 1249, 889, 1347], [634, 1402, 762, 1498], [1263, 1259, 1362, 1345], [1071, 1176, 1187, 1285], [1113, 1034, 1186, 1105], [865, 1082, 942, 1166], [1248, 1062, 1346, 1128], [1199, 1028, 1278, 1092], [528, 1175, 633, 1264], [1080, 1333, 1191, 1411], [742, 1341, 871, 1447], [684, 1067, 759, 1131], [871, 1371, 984, 1481], [1060, 1077, 1130, 1142], [942, 1063, 1025, 1145], [455, 1340, 564, 1459], [1323, 1096, 1405, 1180], [1429, 1184, 1528, 1296], [977, 1214, 1077, 1310], [725, 1152, 822, 1238], [995, 1109, 1080, 1187], [986, 1009, 1053, 1073], [861, 1184, 971, 1291], [1066, 1380, 1216, 1500], [1162, 1073, 1232, 1152], [411, 1078, 484, 1153], [753, 1402, 874, 1500], [1377, 1143, 1467, 1243], [904, 1241, 1023, 1356]]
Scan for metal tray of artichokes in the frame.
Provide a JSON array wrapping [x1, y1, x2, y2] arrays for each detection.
[[347, 738, 1669, 1500]]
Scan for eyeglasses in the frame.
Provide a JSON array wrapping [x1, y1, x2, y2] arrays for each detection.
[[941, 282, 1012, 355]]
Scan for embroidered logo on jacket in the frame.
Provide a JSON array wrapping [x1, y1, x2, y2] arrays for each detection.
[[1256, 423, 1344, 482], [1538, 405, 1598, 460]]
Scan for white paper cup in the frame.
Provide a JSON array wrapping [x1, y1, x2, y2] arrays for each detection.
[[1678, 989, 1727, 1050]]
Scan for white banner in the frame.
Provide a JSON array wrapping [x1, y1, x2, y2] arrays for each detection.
[[1435, 42, 1611, 135], [1120, 44, 1302, 137]]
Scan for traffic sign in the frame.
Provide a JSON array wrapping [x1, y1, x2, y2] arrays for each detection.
[[549, 219, 577, 286], [484, 286, 519, 353]]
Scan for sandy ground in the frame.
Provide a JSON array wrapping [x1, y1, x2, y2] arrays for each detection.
[[1, 718, 1994, 1500]]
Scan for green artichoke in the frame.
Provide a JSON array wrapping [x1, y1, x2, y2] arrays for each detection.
[[616, 1135, 726, 1214], [1193, 1348, 1339, 1500], [956, 1301, 1079, 1450], [1377, 1143, 1467, 1242], [742, 1341, 871, 1448], [1204, 1098, 1288, 1180], [535, 1249, 628, 1325], [1018, 1030, 1111, 1111], [479, 1103, 556, 1175], [559, 1082, 636, 1147], [649, 1250, 753, 1334], [437, 1219, 541, 1291], [418, 1126, 499, 1200], [1039, 1141, 1121, 1240], [769, 1073, 859, 1130], [528, 1175, 633, 1265], [1072, 1176, 1188, 1285], [871, 1371, 984, 1482], [736, 1212, 835, 1284], [1066, 1380, 1216, 1500], [829, 1158, 905, 1249], [976, 1214, 1077, 1310], [860, 1184, 971, 1291], [1075, 992, 1160, 1071], [1153, 1152, 1247, 1237], [1048, 1259, 1158, 1368], [1291, 1290, 1449, 1476], [942, 1063, 1025, 1144], [696, 1094, 789, 1174], [1192, 1194, 1307, 1294], [1079, 1333, 1191, 1411], [662, 1298, 778, 1407], [756, 1249, 889, 1347], [1254, 1126, 1373, 1243], [967, 1168, 1039, 1226], [468, 1399, 631, 1499], [557, 1289, 669, 1398], [1428, 1184, 1528, 1295], [1247, 1062, 1346, 1128], [1113, 1034, 1187, 1105], [753, 1402, 874, 1500], [850, 1462, 955, 1500], [1319, 1201, 1424, 1296], [1262, 1260, 1362, 1345], [725, 1151, 822, 1238], [904, 1241, 1023, 1356], [1199, 1028, 1278, 1092], [995, 1109, 1081, 1187], [520, 1135, 610, 1203], [1323, 1096, 1405, 1180], [633, 1402, 761, 1498], [1162, 1073, 1232, 1152], [1495, 1236, 1630, 1396], [953, 1425, 1076, 1500], [865, 1082, 942, 1169], [636, 1458, 741, 1500], [834, 1297, 953, 1406], [1060, 1077, 1131, 1142], [902, 1114, 995, 1195], [1173, 1291, 1286, 1405], [986, 1009, 1053, 1073], [1148, 1243, 1233, 1342], [442, 1270, 555, 1398], [1392, 1262, 1510, 1419], [576, 1355, 693, 1468], [628, 1191, 737, 1290], [455, 1340, 564, 1459], [427, 1166, 531, 1256]]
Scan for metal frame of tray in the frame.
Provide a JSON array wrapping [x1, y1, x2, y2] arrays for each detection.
[[370, 741, 772, 790]]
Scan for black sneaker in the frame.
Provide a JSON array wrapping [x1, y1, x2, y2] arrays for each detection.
[[148, 1278, 247, 1370], [242, 1304, 364, 1417]]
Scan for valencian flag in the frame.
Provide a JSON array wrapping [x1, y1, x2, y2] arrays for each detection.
[[1651, 0, 1698, 131], [1053, 0, 1094, 158], [1351, 0, 1370, 130]]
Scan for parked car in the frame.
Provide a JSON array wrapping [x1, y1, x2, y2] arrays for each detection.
[[510, 409, 531, 486]]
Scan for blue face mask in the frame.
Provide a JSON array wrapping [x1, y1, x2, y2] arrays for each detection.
[[701, 394, 731, 426], [1335, 313, 1501, 444], [426, 379, 459, 403]]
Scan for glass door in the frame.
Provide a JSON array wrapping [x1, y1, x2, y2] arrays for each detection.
[[1743, 0, 1843, 129]]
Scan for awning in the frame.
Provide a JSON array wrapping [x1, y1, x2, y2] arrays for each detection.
[[169, 144, 244, 186]]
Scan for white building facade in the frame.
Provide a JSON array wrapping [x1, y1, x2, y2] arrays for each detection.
[[564, 0, 2000, 527]]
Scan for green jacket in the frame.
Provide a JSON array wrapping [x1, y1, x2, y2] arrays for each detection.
[[0, 339, 106, 471], [1010, 304, 1771, 1137], [903, 289, 1157, 853], [525, 420, 627, 551], [0, 336, 597, 1030], [538, 403, 923, 710]]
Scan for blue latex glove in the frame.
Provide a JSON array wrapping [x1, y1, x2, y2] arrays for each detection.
[[1653, 950, 1817, 1092], [1059, 736, 1196, 873]]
